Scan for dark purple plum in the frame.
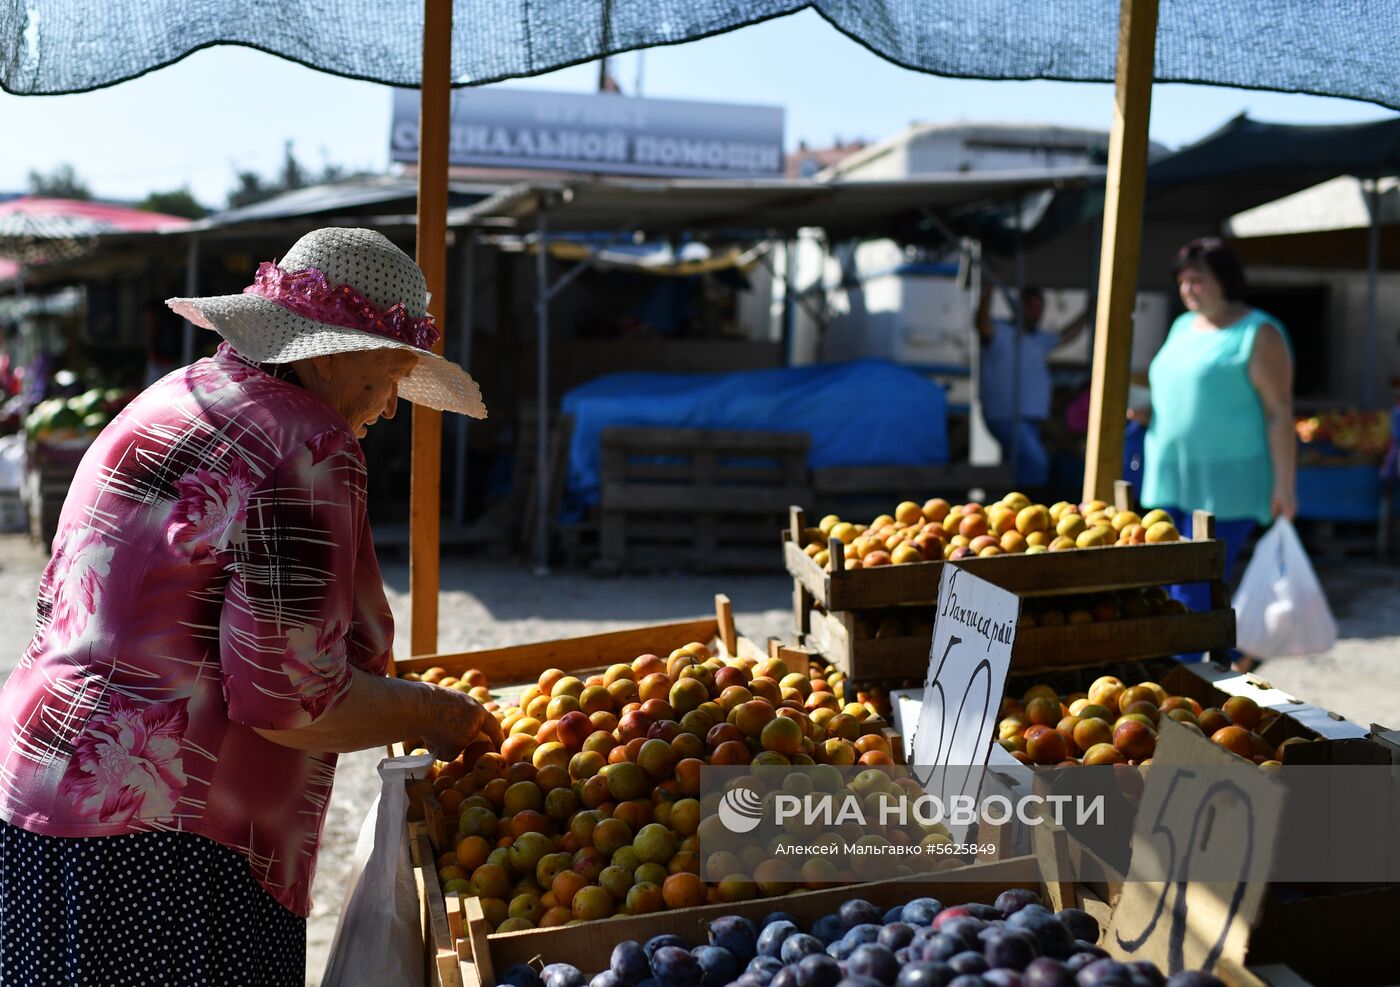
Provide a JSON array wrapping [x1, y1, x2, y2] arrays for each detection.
[[1065, 954, 1097, 973], [1074, 959, 1132, 985], [1021, 958, 1075, 987], [732, 976, 765, 987], [1125, 962, 1163, 987], [884, 906, 906, 924], [501, 964, 544, 987], [543, 964, 587, 987], [781, 935, 827, 965], [1007, 913, 1071, 959], [592, 973, 623, 987], [1163, 976, 1223, 987], [710, 916, 758, 965], [758, 921, 799, 959], [646, 936, 689, 961], [1006, 906, 1053, 927], [922, 934, 966, 962], [612, 943, 651, 985], [748, 958, 786, 983], [965, 904, 1003, 921], [878, 923, 916, 951], [984, 930, 1039, 972], [692, 946, 739, 987], [847, 944, 900, 986], [995, 889, 1042, 917], [843, 925, 883, 949], [763, 912, 800, 928], [812, 915, 846, 945], [651, 947, 702, 987], [840, 900, 885, 929], [901, 898, 945, 926], [895, 961, 952, 987], [836, 978, 886, 987], [947, 977, 989, 987], [983, 972, 1022, 987], [1072, 943, 1108, 960], [938, 918, 987, 951], [948, 952, 989, 976], [772, 968, 800, 987], [1055, 910, 1099, 945], [797, 953, 844, 987]]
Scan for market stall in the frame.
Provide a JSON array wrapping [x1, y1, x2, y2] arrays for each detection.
[[8, 3, 1400, 987]]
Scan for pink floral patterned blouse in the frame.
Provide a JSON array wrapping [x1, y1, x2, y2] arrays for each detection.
[[0, 343, 394, 917]]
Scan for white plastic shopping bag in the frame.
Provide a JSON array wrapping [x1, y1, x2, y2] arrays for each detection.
[[322, 752, 433, 987], [1232, 517, 1337, 658]]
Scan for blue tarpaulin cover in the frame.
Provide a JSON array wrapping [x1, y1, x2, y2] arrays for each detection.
[[560, 359, 948, 511]]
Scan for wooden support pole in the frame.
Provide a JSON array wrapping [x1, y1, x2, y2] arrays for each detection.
[[1083, 0, 1159, 505], [410, 0, 452, 658]]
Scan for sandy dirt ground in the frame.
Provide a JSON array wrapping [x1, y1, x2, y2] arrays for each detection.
[[0, 535, 1395, 985]]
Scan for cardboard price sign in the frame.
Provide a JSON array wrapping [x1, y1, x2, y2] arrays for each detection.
[[910, 565, 1020, 828], [1111, 718, 1284, 975]]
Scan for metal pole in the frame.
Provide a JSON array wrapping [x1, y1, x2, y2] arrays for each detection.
[[181, 235, 199, 365], [1365, 179, 1381, 409], [535, 210, 550, 576], [781, 239, 796, 366], [1011, 196, 1024, 488], [452, 235, 475, 526]]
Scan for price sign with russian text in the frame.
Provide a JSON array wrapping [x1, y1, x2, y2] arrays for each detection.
[[910, 565, 1020, 835]]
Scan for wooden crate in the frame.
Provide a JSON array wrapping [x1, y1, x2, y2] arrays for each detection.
[[785, 492, 1228, 613], [805, 601, 1237, 681], [396, 594, 760, 686], [423, 853, 1043, 987], [598, 426, 811, 572]]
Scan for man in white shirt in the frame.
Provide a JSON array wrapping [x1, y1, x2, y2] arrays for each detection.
[[975, 283, 1089, 488]]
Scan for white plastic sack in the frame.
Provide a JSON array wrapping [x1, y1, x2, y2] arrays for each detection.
[[1232, 518, 1337, 658], [322, 752, 433, 987], [0, 434, 25, 492]]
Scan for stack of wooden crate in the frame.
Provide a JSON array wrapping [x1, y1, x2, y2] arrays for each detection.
[[784, 489, 1238, 687], [596, 426, 811, 572]]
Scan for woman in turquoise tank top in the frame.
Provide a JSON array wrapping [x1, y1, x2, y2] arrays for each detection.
[[1136, 239, 1296, 667]]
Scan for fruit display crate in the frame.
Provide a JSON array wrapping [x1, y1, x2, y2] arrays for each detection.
[[804, 600, 1237, 681], [417, 851, 1040, 987], [392, 609, 910, 987], [784, 495, 1227, 613], [596, 426, 812, 573]]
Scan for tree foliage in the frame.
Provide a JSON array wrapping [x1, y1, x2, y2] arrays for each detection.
[[136, 187, 208, 219], [225, 141, 352, 209], [26, 163, 92, 200]]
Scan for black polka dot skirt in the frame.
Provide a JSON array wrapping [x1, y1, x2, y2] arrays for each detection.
[[0, 820, 305, 986]]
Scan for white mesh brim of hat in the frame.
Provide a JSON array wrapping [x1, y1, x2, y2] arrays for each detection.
[[166, 227, 486, 419]]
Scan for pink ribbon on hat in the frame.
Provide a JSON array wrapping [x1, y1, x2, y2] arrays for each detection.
[[243, 261, 441, 351]]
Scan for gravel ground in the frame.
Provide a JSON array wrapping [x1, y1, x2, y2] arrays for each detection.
[[0, 535, 1394, 985]]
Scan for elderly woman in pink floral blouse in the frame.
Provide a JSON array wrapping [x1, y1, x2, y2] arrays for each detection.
[[0, 229, 498, 986]]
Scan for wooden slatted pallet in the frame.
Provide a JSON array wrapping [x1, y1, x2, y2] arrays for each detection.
[[597, 426, 811, 572]]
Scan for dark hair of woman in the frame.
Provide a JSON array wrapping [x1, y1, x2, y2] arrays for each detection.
[[1172, 237, 1248, 302]]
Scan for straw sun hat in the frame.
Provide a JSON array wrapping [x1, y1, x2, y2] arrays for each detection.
[[167, 227, 486, 418]]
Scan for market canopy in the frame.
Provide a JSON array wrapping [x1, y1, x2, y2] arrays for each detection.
[[961, 114, 1400, 252], [5, 1, 1400, 108], [447, 168, 1104, 239], [183, 176, 498, 234]]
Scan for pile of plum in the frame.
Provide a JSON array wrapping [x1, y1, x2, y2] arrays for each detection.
[[497, 889, 1225, 987]]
